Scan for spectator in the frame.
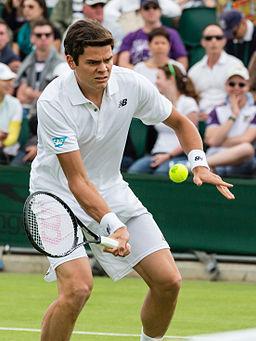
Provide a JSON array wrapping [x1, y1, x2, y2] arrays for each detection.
[[220, 9, 256, 67], [0, 19, 21, 73], [15, 19, 63, 117], [2, 0, 26, 42], [104, 0, 181, 36], [134, 27, 186, 83], [0, 63, 23, 165], [118, 0, 188, 69], [128, 63, 199, 175], [17, 0, 61, 60], [188, 23, 244, 121], [205, 65, 256, 177]]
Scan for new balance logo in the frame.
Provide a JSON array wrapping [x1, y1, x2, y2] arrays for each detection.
[[118, 98, 127, 108], [195, 156, 203, 161]]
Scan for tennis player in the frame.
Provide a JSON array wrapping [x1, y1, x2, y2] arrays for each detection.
[[30, 19, 235, 341]]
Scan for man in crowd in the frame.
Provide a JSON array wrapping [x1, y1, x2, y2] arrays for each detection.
[[118, 0, 188, 69], [188, 24, 244, 122], [220, 9, 256, 67]]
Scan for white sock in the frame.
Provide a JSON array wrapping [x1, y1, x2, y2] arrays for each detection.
[[140, 329, 164, 341]]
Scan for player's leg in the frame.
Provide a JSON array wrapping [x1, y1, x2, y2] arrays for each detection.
[[41, 256, 93, 341], [134, 249, 181, 340], [207, 143, 254, 167]]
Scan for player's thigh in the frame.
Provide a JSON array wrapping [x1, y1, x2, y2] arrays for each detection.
[[56, 257, 93, 295], [134, 249, 181, 289]]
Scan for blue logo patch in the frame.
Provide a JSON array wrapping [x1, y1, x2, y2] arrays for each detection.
[[52, 136, 68, 148]]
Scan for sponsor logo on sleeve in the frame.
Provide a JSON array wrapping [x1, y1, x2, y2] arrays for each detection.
[[52, 136, 68, 148]]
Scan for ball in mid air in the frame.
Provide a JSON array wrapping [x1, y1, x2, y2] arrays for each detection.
[[169, 163, 188, 183]]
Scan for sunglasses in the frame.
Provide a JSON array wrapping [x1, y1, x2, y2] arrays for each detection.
[[203, 35, 224, 41], [228, 81, 247, 88], [143, 5, 159, 10], [33, 32, 53, 38]]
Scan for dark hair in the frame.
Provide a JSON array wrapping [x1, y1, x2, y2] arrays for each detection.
[[148, 27, 170, 43], [31, 18, 54, 33], [159, 64, 199, 102], [27, 0, 48, 19], [64, 19, 114, 65]]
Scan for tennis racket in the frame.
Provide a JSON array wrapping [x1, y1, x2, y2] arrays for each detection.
[[23, 191, 119, 258]]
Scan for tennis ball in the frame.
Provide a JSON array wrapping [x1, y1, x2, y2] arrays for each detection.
[[169, 163, 188, 183]]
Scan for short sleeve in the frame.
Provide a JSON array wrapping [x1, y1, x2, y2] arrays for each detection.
[[37, 100, 79, 154], [179, 97, 199, 116], [134, 73, 172, 125]]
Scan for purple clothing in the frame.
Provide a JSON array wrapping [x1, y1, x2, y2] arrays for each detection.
[[118, 26, 187, 65]]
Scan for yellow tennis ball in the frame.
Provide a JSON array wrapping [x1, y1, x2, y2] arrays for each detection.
[[169, 163, 188, 183]]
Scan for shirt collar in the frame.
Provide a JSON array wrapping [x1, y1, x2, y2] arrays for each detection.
[[203, 51, 227, 66], [243, 19, 254, 42], [65, 68, 119, 105]]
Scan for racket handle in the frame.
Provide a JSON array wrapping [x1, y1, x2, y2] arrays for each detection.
[[100, 236, 119, 248]]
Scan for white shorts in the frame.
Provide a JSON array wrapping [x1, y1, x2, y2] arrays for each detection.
[[44, 212, 170, 282]]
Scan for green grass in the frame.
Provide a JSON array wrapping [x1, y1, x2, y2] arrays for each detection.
[[0, 273, 255, 340]]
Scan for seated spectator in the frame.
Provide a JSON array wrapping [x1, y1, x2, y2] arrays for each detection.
[[104, 0, 181, 36], [134, 27, 186, 83], [0, 19, 20, 73], [128, 63, 198, 175], [0, 63, 23, 165], [17, 0, 61, 60], [205, 65, 256, 177], [188, 23, 244, 121], [15, 19, 63, 117], [118, 0, 188, 70], [220, 9, 256, 67]]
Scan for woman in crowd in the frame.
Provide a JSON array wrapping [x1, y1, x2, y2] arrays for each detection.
[[128, 63, 199, 175], [134, 26, 186, 84], [205, 65, 256, 177]]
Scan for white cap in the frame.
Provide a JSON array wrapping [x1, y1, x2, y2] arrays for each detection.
[[85, 0, 107, 5], [0, 63, 16, 80], [226, 65, 250, 81]]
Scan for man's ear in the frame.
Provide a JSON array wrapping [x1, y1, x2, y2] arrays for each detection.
[[66, 55, 76, 70]]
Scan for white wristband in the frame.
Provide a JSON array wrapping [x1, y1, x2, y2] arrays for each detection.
[[188, 149, 209, 171], [100, 212, 124, 235]]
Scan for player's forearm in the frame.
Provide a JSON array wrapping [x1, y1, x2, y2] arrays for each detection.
[[173, 115, 203, 154], [68, 176, 111, 223]]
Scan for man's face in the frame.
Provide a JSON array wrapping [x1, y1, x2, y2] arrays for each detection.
[[201, 25, 226, 55], [232, 20, 246, 40], [140, 3, 161, 25], [0, 24, 10, 50], [83, 3, 104, 23], [67, 45, 113, 92], [31, 25, 54, 52]]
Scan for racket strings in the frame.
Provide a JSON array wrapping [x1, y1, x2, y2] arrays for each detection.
[[26, 194, 76, 256]]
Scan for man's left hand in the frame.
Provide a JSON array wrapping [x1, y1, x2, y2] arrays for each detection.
[[192, 166, 235, 200]]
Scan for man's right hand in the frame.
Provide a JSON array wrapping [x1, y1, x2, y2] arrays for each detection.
[[104, 226, 131, 257]]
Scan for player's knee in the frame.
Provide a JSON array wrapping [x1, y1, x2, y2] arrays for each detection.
[[159, 270, 182, 296], [63, 282, 93, 310]]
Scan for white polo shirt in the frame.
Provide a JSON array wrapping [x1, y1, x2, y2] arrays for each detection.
[[30, 65, 172, 224], [188, 51, 243, 114]]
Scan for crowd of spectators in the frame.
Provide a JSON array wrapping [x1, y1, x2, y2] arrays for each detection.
[[0, 0, 255, 178]]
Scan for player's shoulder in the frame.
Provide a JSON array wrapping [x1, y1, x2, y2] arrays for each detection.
[[39, 71, 70, 103]]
